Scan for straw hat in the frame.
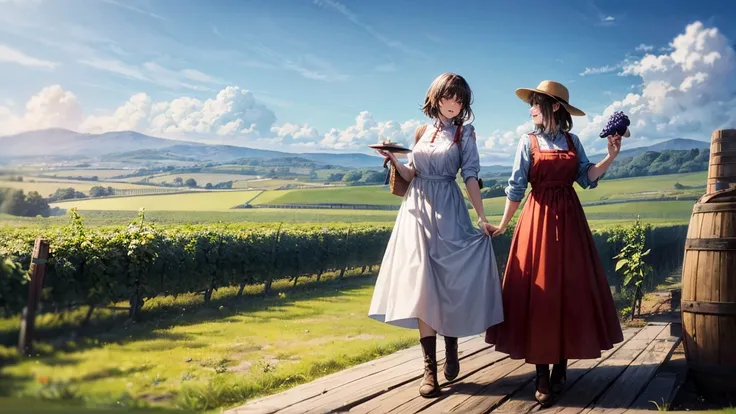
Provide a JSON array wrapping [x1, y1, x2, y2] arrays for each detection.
[[515, 80, 586, 116]]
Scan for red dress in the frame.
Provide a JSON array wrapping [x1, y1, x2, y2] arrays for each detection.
[[485, 132, 623, 364]]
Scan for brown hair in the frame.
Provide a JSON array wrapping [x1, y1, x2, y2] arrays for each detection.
[[530, 92, 573, 134], [421, 73, 474, 125]]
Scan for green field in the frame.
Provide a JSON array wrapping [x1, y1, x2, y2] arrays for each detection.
[[0, 177, 164, 197], [39, 169, 133, 179], [575, 171, 706, 203], [132, 173, 258, 186], [0, 272, 417, 412], [1, 171, 707, 229], [232, 179, 327, 190], [50, 191, 261, 211], [251, 185, 400, 205]]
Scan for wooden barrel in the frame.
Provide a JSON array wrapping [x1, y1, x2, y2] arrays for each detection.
[[707, 129, 736, 193], [681, 187, 736, 398]]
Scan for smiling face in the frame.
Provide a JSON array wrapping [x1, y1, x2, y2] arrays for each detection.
[[529, 92, 572, 134]]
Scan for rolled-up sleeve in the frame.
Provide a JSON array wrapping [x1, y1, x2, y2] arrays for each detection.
[[460, 125, 481, 183], [570, 133, 602, 189], [505, 134, 531, 202]]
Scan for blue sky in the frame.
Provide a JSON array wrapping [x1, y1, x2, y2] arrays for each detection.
[[1, 0, 735, 164]]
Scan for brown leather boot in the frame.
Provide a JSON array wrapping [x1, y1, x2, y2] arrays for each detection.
[[443, 336, 459, 382], [419, 336, 440, 398]]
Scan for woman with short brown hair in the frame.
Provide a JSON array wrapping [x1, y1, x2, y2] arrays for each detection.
[[369, 73, 504, 398]]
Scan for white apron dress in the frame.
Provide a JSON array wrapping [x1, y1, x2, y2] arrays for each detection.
[[368, 119, 505, 338]]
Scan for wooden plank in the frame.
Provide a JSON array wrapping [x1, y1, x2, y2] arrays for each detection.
[[626, 340, 689, 412], [492, 327, 640, 414], [434, 360, 536, 413], [272, 336, 493, 414], [580, 325, 678, 413], [624, 372, 677, 412], [545, 323, 669, 414], [349, 348, 511, 413], [225, 336, 479, 414]]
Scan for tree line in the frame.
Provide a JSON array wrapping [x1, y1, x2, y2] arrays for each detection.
[[598, 148, 709, 179]]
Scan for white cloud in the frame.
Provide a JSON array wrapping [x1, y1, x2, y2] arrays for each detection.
[[0, 85, 277, 141], [0, 44, 57, 68], [271, 122, 321, 145], [485, 20, 736, 157], [181, 68, 224, 84], [604, 16, 615, 22], [320, 111, 422, 150], [0, 85, 82, 135], [78, 57, 224, 91], [580, 64, 619, 76], [100, 0, 165, 21], [636, 44, 654, 52], [1, 21, 732, 163]]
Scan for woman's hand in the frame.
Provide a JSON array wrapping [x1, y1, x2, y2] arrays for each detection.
[[491, 223, 507, 238], [607, 134, 622, 158], [481, 222, 499, 236]]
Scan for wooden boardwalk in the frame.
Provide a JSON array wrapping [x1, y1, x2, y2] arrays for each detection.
[[226, 322, 683, 414]]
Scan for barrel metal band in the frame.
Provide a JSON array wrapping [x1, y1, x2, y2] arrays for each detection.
[[682, 300, 736, 316], [693, 203, 736, 213], [710, 155, 736, 164], [685, 238, 736, 250]]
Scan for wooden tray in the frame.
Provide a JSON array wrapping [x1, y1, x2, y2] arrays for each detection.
[[368, 142, 411, 154]]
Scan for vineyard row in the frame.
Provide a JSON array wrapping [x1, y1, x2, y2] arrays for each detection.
[[0, 210, 688, 320]]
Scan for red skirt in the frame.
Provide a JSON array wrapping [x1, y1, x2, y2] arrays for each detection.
[[485, 186, 624, 364]]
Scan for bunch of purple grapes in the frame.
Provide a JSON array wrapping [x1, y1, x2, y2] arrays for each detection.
[[600, 111, 630, 138]]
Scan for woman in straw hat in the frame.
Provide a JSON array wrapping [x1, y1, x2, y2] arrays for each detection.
[[369, 73, 505, 398], [484, 80, 625, 406]]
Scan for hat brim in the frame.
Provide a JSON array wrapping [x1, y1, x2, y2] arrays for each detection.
[[515, 88, 586, 117]]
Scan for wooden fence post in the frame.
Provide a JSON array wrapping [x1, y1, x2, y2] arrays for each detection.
[[18, 237, 49, 356]]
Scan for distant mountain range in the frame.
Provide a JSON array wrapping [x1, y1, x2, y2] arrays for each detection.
[[587, 138, 710, 163], [0, 128, 382, 169], [0, 128, 711, 171]]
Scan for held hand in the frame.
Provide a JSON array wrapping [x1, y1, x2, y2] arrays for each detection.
[[607, 134, 622, 158], [481, 222, 499, 237], [491, 223, 507, 238]]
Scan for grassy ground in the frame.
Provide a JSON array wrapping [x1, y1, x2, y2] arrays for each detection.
[[49, 191, 262, 212], [0, 270, 418, 413], [0, 397, 195, 414]]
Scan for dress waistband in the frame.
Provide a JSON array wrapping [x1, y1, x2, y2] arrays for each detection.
[[531, 181, 573, 190], [416, 173, 455, 182]]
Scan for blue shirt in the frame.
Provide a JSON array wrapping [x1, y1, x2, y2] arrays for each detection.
[[505, 129, 602, 202]]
